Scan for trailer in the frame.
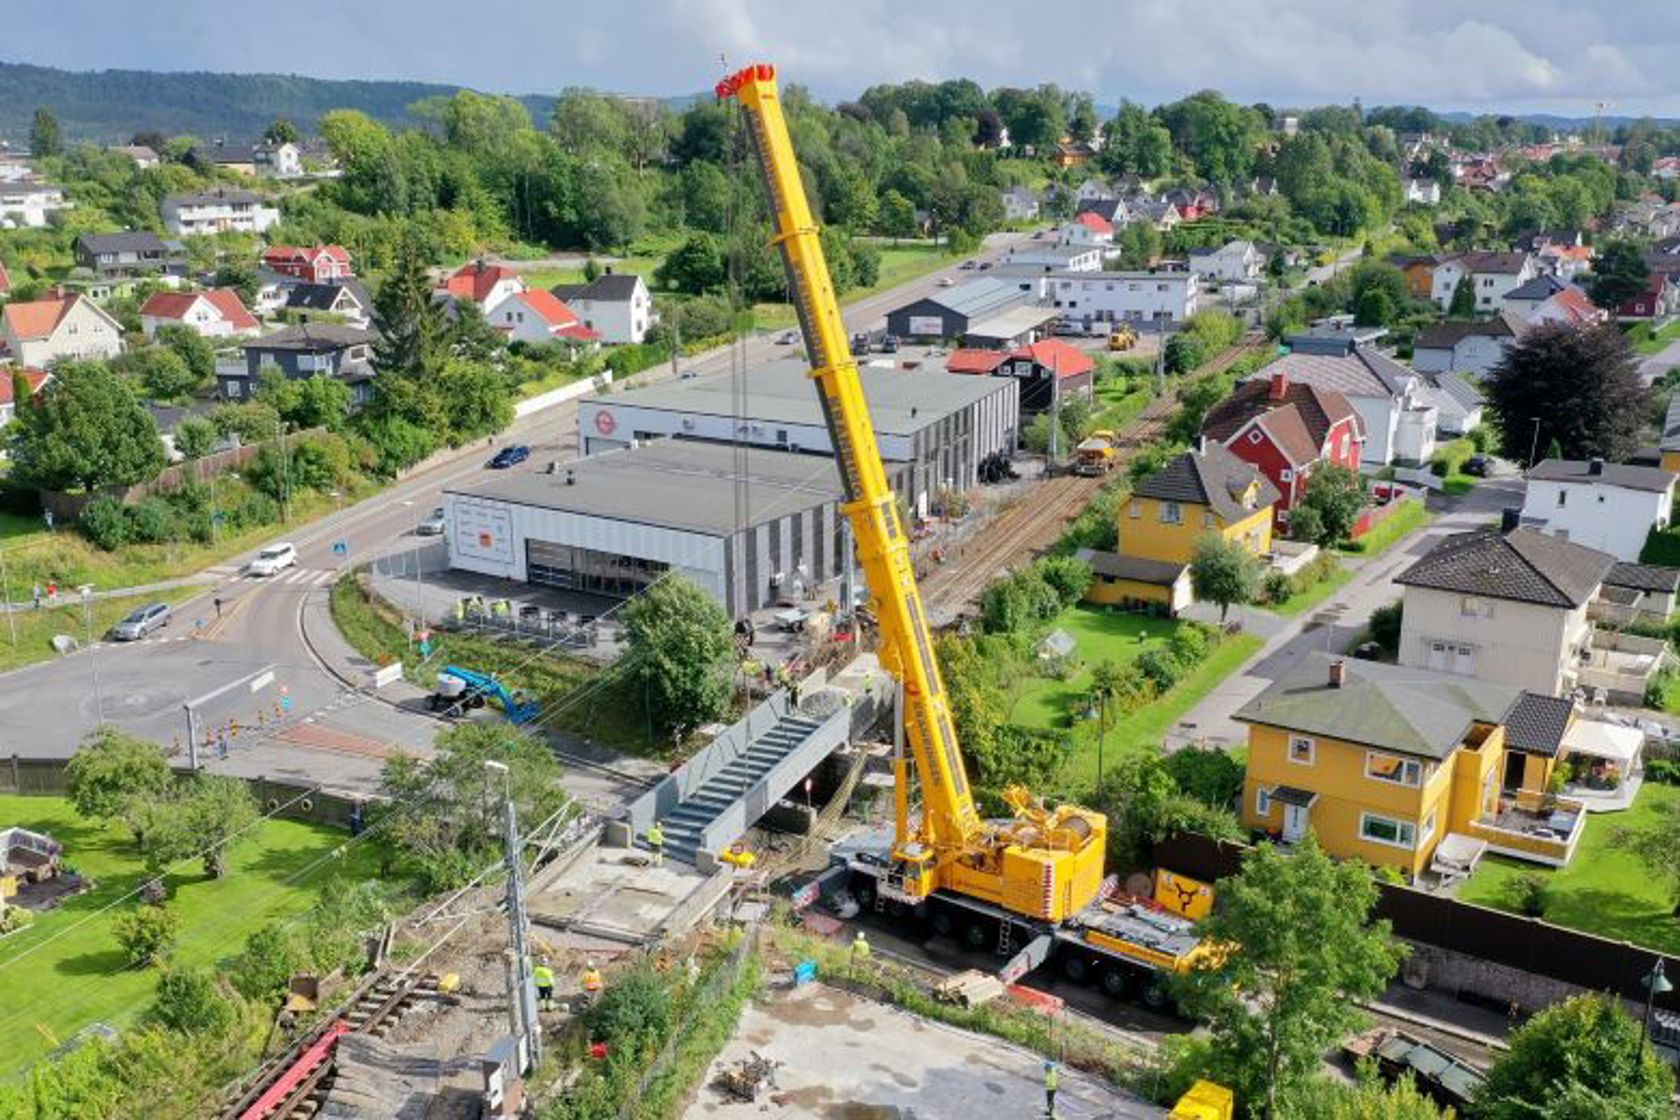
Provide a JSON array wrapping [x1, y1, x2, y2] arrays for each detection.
[[1073, 430, 1119, 476]]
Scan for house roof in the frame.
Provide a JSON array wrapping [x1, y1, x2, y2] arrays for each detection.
[[262, 244, 351, 269], [944, 348, 1008, 375], [1606, 561, 1680, 594], [202, 289, 259, 331], [1458, 250, 1532, 276], [914, 278, 1023, 319], [244, 323, 377, 353], [167, 187, 264, 207], [1075, 548, 1186, 587], [504, 288, 584, 329], [284, 279, 371, 314], [1526, 458, 1676, 493], [1503, 274, 1569, 301], [1504, 692, 1575, 758], [1133, 442, 1281, 521], [1234, 652, 1522, 761], [1418, 370, 1485, 420], [1073, 211, 1114, 235], [1252, 345, 1412, 401], [1536, 288, 1601, 323], [549, 273, 643, 303], [2, 294, 77, 341], [442, 261, 522, 305], [77, 231, 171, 255], [1009, 339, 1095, 379], [1074, 199, 1126, 224], [1397, 527, 1615, 608], [0, 369, 50, 406], [1201, 376, 1363, 466], [1413, 312, 1528, 350]]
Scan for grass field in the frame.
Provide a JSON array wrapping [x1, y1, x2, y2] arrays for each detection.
[[1267, 563, 1354, 619], [1457, 783, 1680, 955], [1628, 320, 1680, 356], [0, 588, 201, 674], [1428, 438, 1478, 497], [1091, 380, 1154, 433], [1340, 501, 1434, 558], [0, 794, 383, 1076], [1008, 607, 1177, 730], [750, 244, 954, 332]]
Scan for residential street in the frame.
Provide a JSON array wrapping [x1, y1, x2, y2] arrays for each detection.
[[1171, 475, 1524, 751]]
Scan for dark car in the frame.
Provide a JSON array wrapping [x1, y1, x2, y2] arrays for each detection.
[[1463, 455, 1491, 477], [881, 334, 900, 354], [1352, 641, 1384, 661], [487, 445, 531, 469]]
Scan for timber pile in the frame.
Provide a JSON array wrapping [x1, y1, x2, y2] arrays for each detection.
[[318, 1035, 477, 1119], [933, 969, 1005, 1007]]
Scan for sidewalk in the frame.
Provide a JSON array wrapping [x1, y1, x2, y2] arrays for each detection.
[[2, 572, 214, 613]]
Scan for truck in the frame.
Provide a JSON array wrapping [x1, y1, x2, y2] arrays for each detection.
[[1073, 429, 1119, 476], [1108, 325, 1139, 352], [721, 61, 1216, 1010]]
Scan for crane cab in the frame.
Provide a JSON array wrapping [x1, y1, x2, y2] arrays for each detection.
[[878, 844, 937, 905]]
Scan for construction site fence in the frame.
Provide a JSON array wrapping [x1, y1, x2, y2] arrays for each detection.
[[1153, 831, 1680, 1014], [616, 921, 760, 1120], [1, 755, 367, 829]]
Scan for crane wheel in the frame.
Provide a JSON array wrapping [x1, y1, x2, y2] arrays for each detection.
[[962, 921, 990, 951], [1100, 967, 1132, 998], [1140, 978, 1171, 1011], [853, 881, 876, 911], [1062, 955, 1091, 984], [930, 911, 956, 939]]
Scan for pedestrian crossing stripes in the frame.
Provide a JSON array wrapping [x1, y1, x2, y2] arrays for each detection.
[[272, 568, 339, 586]]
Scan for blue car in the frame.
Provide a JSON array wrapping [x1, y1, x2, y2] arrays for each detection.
[[487, 445, 530, 469]]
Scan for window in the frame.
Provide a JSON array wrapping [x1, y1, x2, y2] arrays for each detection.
[[1255, 787, 1273, 817], [1279, 468, 1294, 482], [1360, 813, 1417, 849], [1460, 596, 1491, 618], [1557, 489, 1567, 507], [1160, 501, 1183, 524], [1129, 501, 1140, 519], [1366, 752, 1423, 787], [1203, 511, 1215, 528], [1248, 430, 1263, 444], [1420, 810, 1437, 846], [776, 429, 788, 444], [1288, 737, 1315, 765]]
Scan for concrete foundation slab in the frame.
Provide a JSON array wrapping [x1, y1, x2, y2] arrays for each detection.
[[527, 843, 717, 944]]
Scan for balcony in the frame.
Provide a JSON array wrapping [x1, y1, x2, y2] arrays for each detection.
[[1464, 789, 1587, 867], [1576, 630, 1671, 704]]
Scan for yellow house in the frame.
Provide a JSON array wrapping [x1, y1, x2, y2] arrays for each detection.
[[1237, 654, 1584, 878], [1662, 396, 1680, 473]]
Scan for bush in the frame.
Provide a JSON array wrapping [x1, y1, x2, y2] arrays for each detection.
[[1260, 568, 1293, 605], [173, 416, 216, 460], [113, 904, 178, 968], [149, 968, 237, 1034], [1368, 600, 1403, 655], [1163, 746, 1244, 808], [1512, 873, 1552, 919], [235, 491, 281, 528], [1035, 555, 1093, 607], [127, 496, 177, 544], [1135, 647, 1186, 692], [1168, 622, 1213, 666], [1645, 759, 1680, 786], [230, 923, 307, 1002], [79, 497, 131, 550], [0, 904, 34, 934]]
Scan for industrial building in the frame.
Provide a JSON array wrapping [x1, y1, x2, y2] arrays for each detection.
[[576, 360, 1019, 516], [444, 439, 880, 618], [993, 268, 1201, 326], [884, 277, 1029, 342]]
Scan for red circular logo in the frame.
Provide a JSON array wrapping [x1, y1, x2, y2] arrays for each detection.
[[594, 410, 617, 436]]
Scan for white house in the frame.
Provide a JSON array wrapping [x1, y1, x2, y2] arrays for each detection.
[[1, 292, 124, 366], [1526, 288, 1607, 328], [437, 260, 525, 312], [1269, 335, 1436, 466], [1520, 458, 1678, 562], [1403, 178, 1442, 206], [1059, 211, 1115, 246], [1500, 274, 1573, 319], [1001, 186, 1041, 222], [1000, 244, 1104, 273], [161, 187, 279, 236], [550, 272, 657, 345], [1000, 269, 1200, 326], [1075, 179, 1117, 204], [254, 141, 303, 178], [1411, 313, 1528, 378], [139, 288, 261, 339], [1430, 251, 1537, 312], [0, 183, 71, 229], [1187, 240, 1262, 283], [488, 289, 601, 347]]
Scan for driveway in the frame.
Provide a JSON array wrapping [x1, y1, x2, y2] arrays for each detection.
[[1169, 477, 1524, 751], [1639, 334, 1680, 385]]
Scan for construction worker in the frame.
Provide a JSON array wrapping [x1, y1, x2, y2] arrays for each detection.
[[1043, 1059, 1060, 1118], [850, 930, 871, 980], [533, 957, 555, 1011], [582, 960, 603, 995], [647, 820, 666, 867]]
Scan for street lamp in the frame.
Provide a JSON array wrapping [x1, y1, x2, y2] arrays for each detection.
[[1639, 958, 1673, 1064], [1527, 416, 1543, 469]]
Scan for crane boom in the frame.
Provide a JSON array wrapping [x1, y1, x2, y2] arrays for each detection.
[[718, 64, 981, 855], [720, 63, 1107, 923]]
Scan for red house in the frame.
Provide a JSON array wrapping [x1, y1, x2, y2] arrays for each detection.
[[261, 245, 352, 284], [1617, 273, 1678, 321], [1199, 371, 1365, 533]]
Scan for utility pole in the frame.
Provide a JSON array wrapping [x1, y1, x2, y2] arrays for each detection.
[[0, 546, 15, 648], [276, 420, 291, 524], [670, 313, 682, 381], [491, 760, 541, 1072], [1047, 351, 1061, 469]]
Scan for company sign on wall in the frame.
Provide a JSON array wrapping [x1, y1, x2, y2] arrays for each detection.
[[453, 497, 514, 565], [908, 315, 945, 337]]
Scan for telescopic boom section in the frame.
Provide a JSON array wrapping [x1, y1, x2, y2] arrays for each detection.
[[719, 63, 981, 852]]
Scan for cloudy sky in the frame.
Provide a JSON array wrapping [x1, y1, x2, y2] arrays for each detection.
[[7, 0, 1678, 116]]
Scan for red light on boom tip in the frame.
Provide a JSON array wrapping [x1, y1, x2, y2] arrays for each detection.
[[715, 62, 777, 100]]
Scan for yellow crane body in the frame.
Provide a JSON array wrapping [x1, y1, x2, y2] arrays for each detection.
[[718, 63, 1106, 924]]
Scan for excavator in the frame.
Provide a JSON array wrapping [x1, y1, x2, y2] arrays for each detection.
[[719, 64, 1211, 1006]]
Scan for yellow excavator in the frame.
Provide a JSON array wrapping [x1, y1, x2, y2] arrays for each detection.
[[721, 63, 1209, 1005]]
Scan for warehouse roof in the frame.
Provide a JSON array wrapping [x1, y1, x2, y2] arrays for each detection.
[[445, 439, 843, 537], [964, 304, 1062, 345], [1235, 653, 1522, 761], [580, 359, 1014, 438], [904, 277, 1024, 319]]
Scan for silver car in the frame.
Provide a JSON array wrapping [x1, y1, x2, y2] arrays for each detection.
[[112, 602, 171, 641], [416, 507, 447, 536]]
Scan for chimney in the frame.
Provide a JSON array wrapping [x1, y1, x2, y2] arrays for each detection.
[[1500, 506, 1521, 533], [1588, 457, 1605, 476], [1268, 371, 1290, 401], [1328, 659, 1346, 688], [604, 265, 614, 275]]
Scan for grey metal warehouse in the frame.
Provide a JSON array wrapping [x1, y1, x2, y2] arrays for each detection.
[[444, 439, 878, 618], [577, 360, 1019, 518], [884, 277, 1028, 341]]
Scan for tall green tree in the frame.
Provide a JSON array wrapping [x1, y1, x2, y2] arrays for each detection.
[[64, 726, 172, 822], [30, 107, 61, 157], [263, 117, 301, 145], [1100, 102, 1174, 178], [6, 362, 167, 493], [371, 234, 447, 379], [1476, 993, 1675, 1119], [141, 774, 260, 879], [1448, 273, 1477, 317], [1295, 463, 1368, 546], [1174, 836, 1407, 1118], [1484, 322, 1647, 463], [1586, 239, 1654, 311], [1189, 535, 1262, 623], [620, 576, 736, 738], [155, 324, 217, 390]]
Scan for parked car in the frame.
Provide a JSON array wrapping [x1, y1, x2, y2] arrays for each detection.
[[1463, 454, 1491, 477], [938, 277, 955, 287], [247, 542, 298, 577], [977, 261, 993, 270], [487, 444, 531, 469], [111, 602, 171, 641], [777, 330, 800, 344], [882, 334, 900, 353], [959, 260, 978, 270], [416, 507, 447, 536]]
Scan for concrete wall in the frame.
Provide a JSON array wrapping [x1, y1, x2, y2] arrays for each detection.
[[1399, 585, 1583, 696]]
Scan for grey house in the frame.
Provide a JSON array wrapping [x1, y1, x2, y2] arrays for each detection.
[[74, 231, 186, 278], [225, 323, 379, 405]]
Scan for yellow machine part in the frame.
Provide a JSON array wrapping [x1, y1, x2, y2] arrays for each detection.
[[1170, 1080, 1235, 1120], [1154, 868, 1216, 920]]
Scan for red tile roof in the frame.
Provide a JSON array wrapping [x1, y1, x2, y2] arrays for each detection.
[[0, 368, 50, 406], [512, 288, 582, 328], [945, 348, 1007, 375], [138, 291, 201, 320], [441, 261, 521, 304], [1201, 376, 1364, 467], [1544, 287, 1601, 323], [203, 288, 260, 331], [262, 244, 351, 269], [139, 288, 259, 331], [1074, 211, 1113, 235], [1, 294, 77, 342], [556, 323, 601, 342], [1010, 339, 1095, 379]]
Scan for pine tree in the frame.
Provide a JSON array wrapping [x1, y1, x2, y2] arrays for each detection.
[[371, 236, 446, 380], [30, 107, 61, 158]]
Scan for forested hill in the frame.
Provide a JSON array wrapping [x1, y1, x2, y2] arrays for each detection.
[[0, 60, 554, 143]]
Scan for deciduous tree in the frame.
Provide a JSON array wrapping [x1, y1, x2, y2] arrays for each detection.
[[1484, 322, 1647, 463], [1190, 535, 1261, 622], [6, 362, 167, 493], [621, 576, 736, 738], [30, 107, 61, 157], [1448, 273, 1476, 317], [1296, 463, 1368, 546], [1586, 238, 1654, 312], [65, 726, 172, 822], [1476, 993, 1675, 1119]]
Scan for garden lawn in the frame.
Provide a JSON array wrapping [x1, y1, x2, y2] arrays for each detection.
[[1457, 782, 1680, 955], [1428, 438, 1477, 497], [1008, 607, 1177, 730], [1267, 563, 1354, 619], [0, 794, 384, 1077], [1340, 501, 1434, 558], [749, 244, 954, 332], [1091, 380, 1154, 432], [1628, 320, 1680, 356]]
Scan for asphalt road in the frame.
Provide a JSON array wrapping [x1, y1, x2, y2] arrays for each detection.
[[4, 230, 1036, 798]]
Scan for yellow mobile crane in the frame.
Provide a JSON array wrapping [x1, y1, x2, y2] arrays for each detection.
[[723, 64, 1212, 1005]]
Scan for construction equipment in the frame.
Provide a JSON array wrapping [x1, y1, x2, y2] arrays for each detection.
[[1107, 326, 1138, 352], [1342, 1027, 1485, 1113], [1073, 429, 1119, 476], [429, 666, 540, 724], [1170, 1080, 1234, 1120]]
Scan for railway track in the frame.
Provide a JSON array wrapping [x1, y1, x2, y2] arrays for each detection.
[[222, 969, 442, 1120]]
